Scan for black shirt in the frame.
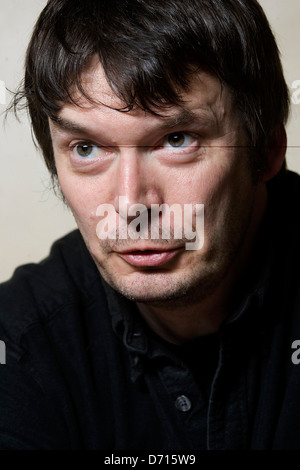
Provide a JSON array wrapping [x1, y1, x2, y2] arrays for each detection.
[[1, 170, 300, 450]]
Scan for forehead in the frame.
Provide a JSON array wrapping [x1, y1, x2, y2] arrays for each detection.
[[67, 58, 233, 120]]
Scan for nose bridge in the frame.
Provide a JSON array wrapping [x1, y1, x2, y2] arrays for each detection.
[[113, 146, 163, 216], [116, 147, 143, 206]]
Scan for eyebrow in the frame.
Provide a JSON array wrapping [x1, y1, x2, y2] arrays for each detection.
[[50, 116, 89, 134], [50, 108, 211, 135]]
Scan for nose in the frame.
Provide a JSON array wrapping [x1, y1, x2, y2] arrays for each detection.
[[113, 149, 163, 219]]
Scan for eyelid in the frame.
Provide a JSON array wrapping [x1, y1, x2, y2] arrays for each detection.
[[68, 132, 200, 157], [70, 140, 111, 155], [70, 140, 99, 150], [153, 131, 203, 163], [69, 141, 110, 164], [73, 142, 97, 156], [161, 131, 200, 148], [167, 131, 195, 140]]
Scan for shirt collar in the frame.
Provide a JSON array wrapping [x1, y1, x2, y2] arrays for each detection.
[[101, 258, 269, 383], [102, 279, 148, 356]]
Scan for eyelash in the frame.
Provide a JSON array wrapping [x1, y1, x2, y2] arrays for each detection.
[[68, 131, 201, 164], [160, 132, 199, 152], [70, 142, 102, 159]]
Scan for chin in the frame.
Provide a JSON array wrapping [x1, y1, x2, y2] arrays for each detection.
[[99, 267, 218, 306], [118, 286, 188, 304]]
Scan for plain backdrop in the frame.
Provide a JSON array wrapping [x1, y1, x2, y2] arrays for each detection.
[[1, 0, 300, 282]]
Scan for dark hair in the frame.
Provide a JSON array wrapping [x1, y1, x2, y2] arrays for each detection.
[[13, 0, 289, 179]]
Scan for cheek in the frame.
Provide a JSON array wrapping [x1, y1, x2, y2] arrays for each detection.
[[168, 161, 230, 207], [184, 158, 252, 229], [56, 170, 102, 235]]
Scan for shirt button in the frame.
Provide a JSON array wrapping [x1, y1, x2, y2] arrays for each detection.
[[175, 395, 192, 412]]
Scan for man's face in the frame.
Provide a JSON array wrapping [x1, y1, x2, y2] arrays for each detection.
[[49, 61, 265, 306]]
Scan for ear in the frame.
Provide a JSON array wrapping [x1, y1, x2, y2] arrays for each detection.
[[262, 124, 287, 182]]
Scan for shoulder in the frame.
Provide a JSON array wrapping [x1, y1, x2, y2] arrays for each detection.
[[0, 230, 102, 350], [264, 170, 300, 326], [269, 169, 300, 208], [267, 169, 300, 241]]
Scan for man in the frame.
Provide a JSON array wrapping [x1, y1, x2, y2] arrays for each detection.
[[0, 0, 299, 450]]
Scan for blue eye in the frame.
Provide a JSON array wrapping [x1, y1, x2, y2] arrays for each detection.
[[73, 143, 99, 158]]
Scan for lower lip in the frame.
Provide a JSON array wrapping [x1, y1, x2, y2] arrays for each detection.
[[118, 249, 181, 267]]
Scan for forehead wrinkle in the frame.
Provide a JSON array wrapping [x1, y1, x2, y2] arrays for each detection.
[[50, 106, 214, 138], [159, 108, 212, 129]]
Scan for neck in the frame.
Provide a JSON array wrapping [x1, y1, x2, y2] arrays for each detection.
[[137, 293, 229, 345]]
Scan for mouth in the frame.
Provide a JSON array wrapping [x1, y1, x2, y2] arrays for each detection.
[[117, 247, 182, 267]]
